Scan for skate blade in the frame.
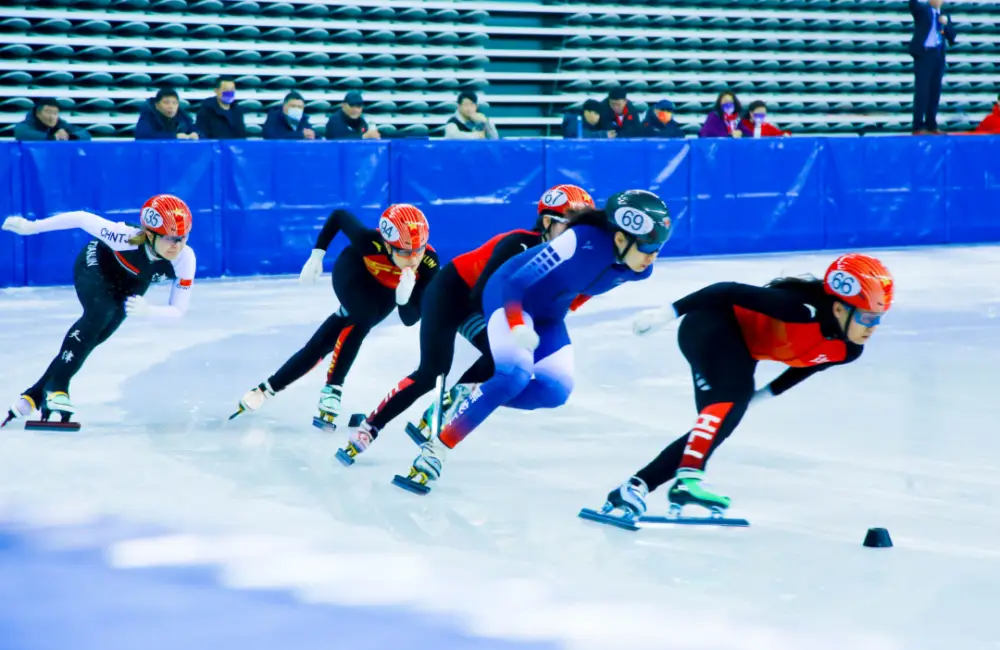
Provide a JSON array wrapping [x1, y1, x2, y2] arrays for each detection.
[[347, 413, 365, 428], [392, 470, 431, 495], [25, 420, 81, 432], [639, 515, 749, 527], [404, 421, 429, 446], [311, 416, 337, 432], [334, 446, 357, 467], [578, 508, 639, 532], [228, 405, 246, 421]]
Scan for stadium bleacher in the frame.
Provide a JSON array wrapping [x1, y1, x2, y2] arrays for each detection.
[[0, 0, 997, 139]]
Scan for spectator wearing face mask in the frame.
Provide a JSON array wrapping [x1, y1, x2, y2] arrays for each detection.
[[135, 88, 198, 140], [14, 98, 91, 141], [195, 76, 246, 140], [699, 90, 743, 139], [263, 91, 316, 140], [444, 90, 499, 140], [599, 86, 640, 137], [326, 91, 380, 140], [633, 100, 685, 138], [738, 101, 791, 138], [562, 99, 615, 139]]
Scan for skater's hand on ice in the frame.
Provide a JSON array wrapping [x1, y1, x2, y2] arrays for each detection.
[[299, 249, 325, 285], [125, 295, 151, 317], [2, 216, 37, 236], [396, 267, 416, 305], [632, 306, 677, 336], [511, 324, 540, 351]]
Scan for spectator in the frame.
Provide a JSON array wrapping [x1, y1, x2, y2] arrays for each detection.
[[632, 100, 685, 138], [699, 89, 743, 138], [598, 86, 640, 136], [14, 98, 91, 141], [908, 0, 957, 134], [135, 88, 198, 140], [263, 91, 316, 140], [326, 91, 379, 140], [738, 101, 791, 138], [561, 99, 614, 138], [973, 93, 1000, 134], [195, 76, 246, 140], [444, 90, 498, 140]]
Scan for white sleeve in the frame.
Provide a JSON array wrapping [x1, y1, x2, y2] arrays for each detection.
[[145, 247, 196, 319], [31, 210, 141, 252]]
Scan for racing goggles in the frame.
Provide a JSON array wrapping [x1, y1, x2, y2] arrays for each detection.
[[390, 244, 426, 259], [635, 240, 663, 254], [852, 309, 883, 327], [160, 234, 188, 245]]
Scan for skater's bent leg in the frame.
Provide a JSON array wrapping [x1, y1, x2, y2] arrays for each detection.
[[325, 321, 374, 386], [438, 309, 534, 448], [268, 312, 347, 392], [505, 339, 574, 410]]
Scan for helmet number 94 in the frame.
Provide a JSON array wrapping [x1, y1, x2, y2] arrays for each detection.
[[828, 271, 861, 297], [613, 207, 654, 235], [379, 217, 399, 243]]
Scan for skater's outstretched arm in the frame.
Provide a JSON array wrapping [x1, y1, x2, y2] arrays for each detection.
[[673, 282, 816, 322], [314, 209, 373, 251], [3, 211, 140, 252], [762, 343, 863, 397]]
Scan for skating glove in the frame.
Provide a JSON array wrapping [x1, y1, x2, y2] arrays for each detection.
[[632, 305, 679, 336], [2, 216, 38, 235], [511, 324, 540, 351], [125, 295, 182, 319], [298, 249, 325, 285], [396, 267, 416, 305]]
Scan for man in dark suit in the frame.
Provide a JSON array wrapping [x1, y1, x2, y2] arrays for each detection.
[[908, 0, 957, 134]]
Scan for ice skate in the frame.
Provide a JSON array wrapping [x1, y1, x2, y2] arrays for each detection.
[[229, 381, 274, 420], [312, 384, 343, 431], [602, 476, 649, 519], [25, 391, 81, 431], [335, 420, 378, 466], [1, 395, 36, 428], [666, 468, 731, 517], [392, 434, 448, 495], [405, 382, 476, 445]]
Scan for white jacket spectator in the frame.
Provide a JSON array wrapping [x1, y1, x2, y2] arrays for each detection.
[[443, 90, 499, 140]]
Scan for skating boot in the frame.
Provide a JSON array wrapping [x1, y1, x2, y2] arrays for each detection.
[[404, 383, 477, 445], [312, 384, 343, 432], [335, 420, 378, 466], [229, 381, 275, 420], [393, 433, 448, 495], [26, 391, 81, 431], [1, 395, 36, 428], [601, 476, 649, 520], [667, 468, 731, 518]]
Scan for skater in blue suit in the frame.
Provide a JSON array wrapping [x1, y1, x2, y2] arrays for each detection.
[[397, 190, 674, 490]]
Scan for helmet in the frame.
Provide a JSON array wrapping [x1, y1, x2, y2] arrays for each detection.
[[379, 204, 429, 257], [604, 190, 672, 253], [140, 194, 192, 238], [823, 253, 894, 313], [537, 184, 595, 220]]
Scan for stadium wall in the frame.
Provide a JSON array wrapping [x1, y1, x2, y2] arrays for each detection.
[[1, 136, 998, 288]]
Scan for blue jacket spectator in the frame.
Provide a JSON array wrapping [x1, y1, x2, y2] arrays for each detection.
[[195, 76, 246, 140], [262, 91, 316, 140], [135, 88, 198, 140], [632, 100, 686, 139], [562, 99, 614, 139], [326, 91, 379, 140], [13, 98, 91, 141]]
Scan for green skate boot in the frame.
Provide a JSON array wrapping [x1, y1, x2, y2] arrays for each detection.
[[311, 384, 343, 432], [667, 468, 731, 517], [404, 383, 476, 445]]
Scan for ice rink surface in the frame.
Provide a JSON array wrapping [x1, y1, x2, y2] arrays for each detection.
[[2, 245, 1000, 650]]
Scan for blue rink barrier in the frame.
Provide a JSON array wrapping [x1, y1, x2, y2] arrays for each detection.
[[0, 136, 998, 288], [0, 514, 562, 650]]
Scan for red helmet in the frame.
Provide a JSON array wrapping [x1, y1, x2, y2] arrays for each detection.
[[537, 184, 595, 219], [379, 204, 429, 257], [140, 194, 192, 238], [824, 253, 894, 313]]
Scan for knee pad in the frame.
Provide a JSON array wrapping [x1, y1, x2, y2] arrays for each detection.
[[491, 363, 533, 403]]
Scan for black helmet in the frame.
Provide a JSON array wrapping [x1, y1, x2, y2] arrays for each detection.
[[604, 190, 672, 253]]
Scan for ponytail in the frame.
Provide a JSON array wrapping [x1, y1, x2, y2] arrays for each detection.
[[127, 225, 148, 247]]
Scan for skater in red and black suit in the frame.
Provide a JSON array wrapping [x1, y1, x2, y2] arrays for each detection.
[[599, 253, 895, 520], [231, 204, 438, 430], [339, 184, 596, 464], [1, 194, 197, 429]]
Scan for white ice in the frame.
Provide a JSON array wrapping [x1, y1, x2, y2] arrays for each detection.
[[2, 245, 1000, 650]]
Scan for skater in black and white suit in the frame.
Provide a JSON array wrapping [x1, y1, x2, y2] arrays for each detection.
[[1, 194, 196, 427]]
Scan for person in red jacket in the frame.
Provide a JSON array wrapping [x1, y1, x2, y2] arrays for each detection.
[[338, 184, 596, 465], [597, 253, 894, 521], [739, 101, 791, 138], [973, 94, 1000, 134]]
